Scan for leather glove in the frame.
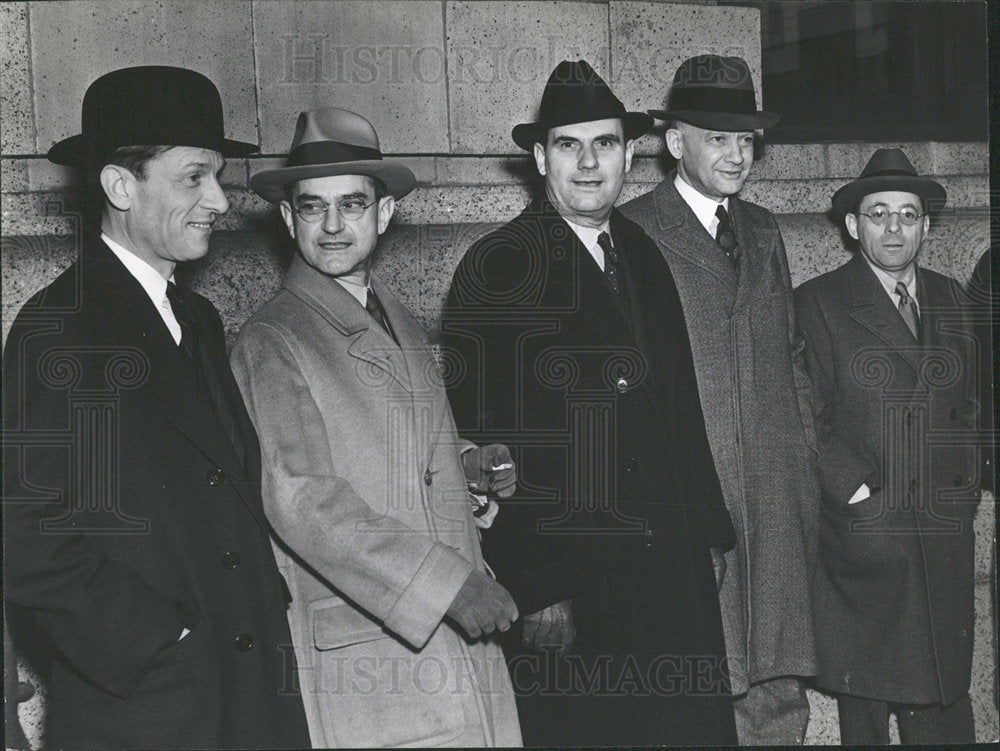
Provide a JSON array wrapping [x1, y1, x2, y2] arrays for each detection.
[[445, 569, 519, 639], [463, 444, 517, 498], [710, 546, 727, 591], [521, 598, 576, 655]]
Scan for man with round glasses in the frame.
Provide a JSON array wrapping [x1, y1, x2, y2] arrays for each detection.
[[229, 107, 522, 747], [794, 148, 981, 743]]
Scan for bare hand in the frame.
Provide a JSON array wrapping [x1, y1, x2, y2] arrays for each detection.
[[445, 569, 519, 639], [521, 599, 576, 654], [463, 444, 517, 498]]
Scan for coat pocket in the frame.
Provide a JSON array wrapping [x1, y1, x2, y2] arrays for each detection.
[[308, 594, 390, 651]]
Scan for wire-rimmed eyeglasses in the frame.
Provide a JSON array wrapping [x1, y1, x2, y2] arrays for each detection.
[[856, 206, 925, 226], [291, 198, 377, 223]]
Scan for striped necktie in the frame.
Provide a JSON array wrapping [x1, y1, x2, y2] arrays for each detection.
[[895, 281, 920, 340]]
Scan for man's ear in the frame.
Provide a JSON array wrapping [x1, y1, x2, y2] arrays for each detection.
[[624, 139, 635, 173], [376, 195, 395, 235], [99, 165, 134, 211], [533, 142, 547, 176], [279, 201, 296, 240], [664, 128, 683, 161], [845, 212, 859, 240]]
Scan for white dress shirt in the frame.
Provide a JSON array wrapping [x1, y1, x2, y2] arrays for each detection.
[[334, 275, 370, 307], [101, 233, 181, 345], [564, 217, 611, 271], [674, 173, 729, 237], [865, 259, 920, 312]]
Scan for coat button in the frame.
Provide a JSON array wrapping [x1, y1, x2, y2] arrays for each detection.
[[644, 530, 655, 548], [616, 377, 628, 394], [206, 468, 225, 486], [625, 457, 638, 473], [424, 470, 432, 486], [222, 551, 241, 569], [235, 633, 254, 651]]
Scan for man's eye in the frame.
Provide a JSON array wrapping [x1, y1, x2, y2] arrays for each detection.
[[186, 173, 202, 184], [901, 208, 919, 221], [299, 202, 325, 213], [340, 200, 366, 211], [739, 136, 754, 146], [869, 207, 888, 219]]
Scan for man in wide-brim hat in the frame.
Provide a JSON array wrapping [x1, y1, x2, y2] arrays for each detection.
[[795, 148, 980, 744], [621, 53, 822, 745], [231, 106, 523, 748], [3, 66, 312, 749], [442, 59, 737, 746]]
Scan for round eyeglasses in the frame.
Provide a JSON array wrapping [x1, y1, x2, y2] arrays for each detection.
[[856, 206, 924, 226], [292, 198, 377, 223]]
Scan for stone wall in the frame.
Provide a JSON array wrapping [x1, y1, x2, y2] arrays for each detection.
[[1, 1, 994, 746]]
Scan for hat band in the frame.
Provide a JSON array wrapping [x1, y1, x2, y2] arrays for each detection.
[[288, 140, 382, 168], [669, 86, 757, 116], [862, 168, 919, 178]]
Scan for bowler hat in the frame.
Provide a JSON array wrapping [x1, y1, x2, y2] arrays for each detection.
[[250, 108, 416, 202], [511, 59, 653, 151], [47, 66, 258, 166], [649, 54, 778, 131], [831, 148, 946, 216]]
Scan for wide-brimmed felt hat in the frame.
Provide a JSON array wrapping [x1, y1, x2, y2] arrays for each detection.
[[250, 108, 416, 202], [511, 59, 653, 151], [831, 148, 946, 215], [649, 54, 778, 131], [47, 66, 258, 166]]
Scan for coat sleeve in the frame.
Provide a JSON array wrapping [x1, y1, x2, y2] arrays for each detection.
[[230, 321, 474, 649], [1, 315, 190, 699], [793, 284, 877, 509]]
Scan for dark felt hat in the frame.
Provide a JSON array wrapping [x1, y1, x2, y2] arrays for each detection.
[[511, 59, 653, 151], [831, 148, 947, 215], [47, 66, 258, 166], [250, 108, 416, 202], [649, 54, 778, 131]]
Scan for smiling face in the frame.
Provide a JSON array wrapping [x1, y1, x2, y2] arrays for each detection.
[[533, 118, 634, 228], [846, 190, 929, 280], [666, 122, 754, 200], [279, 174, 394, 285]]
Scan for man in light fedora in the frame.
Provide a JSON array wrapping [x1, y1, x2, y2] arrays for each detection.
[[230, 107, 523, 747], [621, 54, 820, 745], [2, 66, 311, 748], [795, 148, 980, 744], [442, 59, 737, 746]]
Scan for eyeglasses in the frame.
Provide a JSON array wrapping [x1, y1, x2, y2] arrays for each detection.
[[856, 206, 924, 226], [291, 198, 377, 223]]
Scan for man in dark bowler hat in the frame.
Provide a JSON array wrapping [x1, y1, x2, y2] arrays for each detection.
[[795, 148, 981, 744], [620, 54, 820, 745], [2, 66, 310, 749], [442, 59, 737, 746]]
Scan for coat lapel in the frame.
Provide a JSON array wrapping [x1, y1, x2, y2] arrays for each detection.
[[728, 196, 778, 313]]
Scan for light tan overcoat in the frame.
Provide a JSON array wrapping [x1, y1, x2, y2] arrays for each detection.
[[231, 255, 521, 748]]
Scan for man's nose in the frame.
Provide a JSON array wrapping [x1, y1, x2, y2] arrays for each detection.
[[202, 175, 230, 214], [578, 144, 598, 169], [885, 212, 903, 233], [724, 137, 745, 164], [322, 205, 344, 233]]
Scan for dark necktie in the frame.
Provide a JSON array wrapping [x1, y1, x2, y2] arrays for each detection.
[[365, 288, 399, 346], [715, 204, 740, 264], [166, 281, 246, 463], [597, 231, 622, 295], [895, 281, 920, 340]]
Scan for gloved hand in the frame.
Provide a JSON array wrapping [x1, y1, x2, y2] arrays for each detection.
[[462, 444, 517, 498], [521, 598, 576, 655], [711, 546, 727, 591], [445, 569, 519, 639]]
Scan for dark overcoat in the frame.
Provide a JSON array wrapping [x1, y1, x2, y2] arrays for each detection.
[[621, 177, 820, 693], [794, 253, 980, 705], [441, 198, 737, 746], [2, 239, 310, 749]]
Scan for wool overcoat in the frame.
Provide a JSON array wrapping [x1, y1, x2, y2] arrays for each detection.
[[441, 198, 737, 746], [230, 255, 522, 748], [2, 239, 310, 749], [621, 177, 820, 693], [794, 253, 980, 705]]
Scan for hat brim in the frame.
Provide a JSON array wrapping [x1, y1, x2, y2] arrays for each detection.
[[250, 160, 417, 203], [47, 134, 259, 167], [649, 109, 779, 131], [831, 175, 947, 216], [511, 112, 654, 151]]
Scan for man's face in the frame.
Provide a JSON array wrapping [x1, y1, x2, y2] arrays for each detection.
[[123, 147, 229, 275], [533, 118, 634, 228], [279, 174, 394, 285], [846, 190, 929, 279], [666, 123, 754, 200]]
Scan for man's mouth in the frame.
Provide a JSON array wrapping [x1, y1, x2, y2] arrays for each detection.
[[573, 180, 603, 188], [320, 241, 350, 250], [188, 220, 215, 231]]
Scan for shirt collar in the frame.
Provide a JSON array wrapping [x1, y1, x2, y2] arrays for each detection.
[[674, 173, 728, 234], [563, 217, 611, 252], [101, 232, 173, 302], [865, 258, 919, 306], [334, 275, 369, 307]]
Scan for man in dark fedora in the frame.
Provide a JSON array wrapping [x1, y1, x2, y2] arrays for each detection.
[[2, 67, 310, 748], [621, 53, 820, 745], [230, 107, 522, 747], [795, 148, 981, 744], [442, 59, 737, 746]]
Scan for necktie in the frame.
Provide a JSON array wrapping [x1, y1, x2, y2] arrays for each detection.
[[365, 288, 399, 346], [895, 281, 920, 340], [715, 204, 740, 264], [597, 231, 622, 295], [166, 281, 246, 463]]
